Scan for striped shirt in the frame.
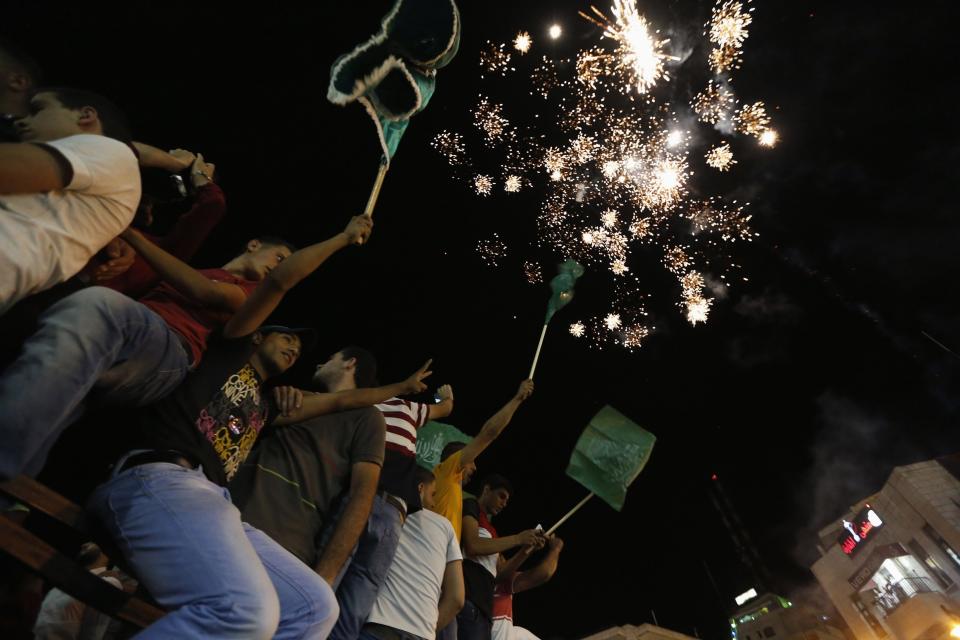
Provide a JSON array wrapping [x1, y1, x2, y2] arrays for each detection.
[[376, 397, 430, 457]]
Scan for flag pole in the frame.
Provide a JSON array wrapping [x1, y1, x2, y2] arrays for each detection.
[[545, 492, 594, 535], [364, 158, 389, 217], [528, 323, 548, 379]]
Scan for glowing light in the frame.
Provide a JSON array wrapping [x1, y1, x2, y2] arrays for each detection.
[[569, 322, 586, 337], [686, 296, 712, 325], [524, 261, 543, 283], [514, 31, 532, 54], [734, 101, 771, 137], [549, 24, 562, 39], [950, 625, 960, 639], [477, 234, 507, 266], [694, 81, 734, 124], [602, 209, 619, 227], [759, 129, 778, 147], [623, 324, 650, 348], [474, 174, 493, 196], [582, 231, 596, 245], [505, 175, 522, 192], [706, 142, 736, 171], [611, 259, 629, 275], [666, 130, 684, 147], [480, 41, 512, 76], [709, 1, 753, 49], [605, 313, 622, 330]]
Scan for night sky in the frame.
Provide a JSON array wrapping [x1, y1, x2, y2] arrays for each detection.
[[6, 1, 960, 638]]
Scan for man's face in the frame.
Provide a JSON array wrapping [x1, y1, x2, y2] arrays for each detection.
[[256, 332, 302, 378], [420, 479, 438, 511], [17, 92, 87, 142], [313, 351, 350, 387], [244, 241, 292, 281], [480, 486, 510, 518]]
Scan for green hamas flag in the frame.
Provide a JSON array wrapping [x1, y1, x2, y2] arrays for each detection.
[[415, 421, 472, 471], [544, 259, 585, 323], [566, 405, 656, 511], [327, 0, 461, 162]]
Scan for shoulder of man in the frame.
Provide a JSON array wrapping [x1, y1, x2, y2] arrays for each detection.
[[42, 134, 138, 193]]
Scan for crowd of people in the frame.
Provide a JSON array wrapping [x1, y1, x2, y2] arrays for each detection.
[[0, 39, 565, 640]]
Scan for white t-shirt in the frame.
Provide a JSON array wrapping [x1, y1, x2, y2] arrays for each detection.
[[0, 134, 140, 312], [368, 509, 462, 639]]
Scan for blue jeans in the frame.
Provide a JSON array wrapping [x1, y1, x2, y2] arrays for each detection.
[[457, 600, 491, 640], [329, 494, 404, 640], [88, 457, 339, 639], [437, 619, 458, 640], [0, 287, 190, 479]]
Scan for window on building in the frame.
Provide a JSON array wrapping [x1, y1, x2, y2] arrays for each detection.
[[923, 524, 960, 572], [763, 627, 775, 638], [908, 539, 954, 590]]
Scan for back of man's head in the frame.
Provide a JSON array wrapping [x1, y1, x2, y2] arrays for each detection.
[[441, 440, 466, 462], [43, 87, 132, 142], [0, 40, 41, 113], [340, 345, 378, 388]]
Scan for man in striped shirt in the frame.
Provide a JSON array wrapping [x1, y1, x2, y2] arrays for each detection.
[[329, 384, 454, 639]]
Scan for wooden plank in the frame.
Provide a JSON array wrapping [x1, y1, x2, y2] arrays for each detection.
[[0, 515, 164, 629], [0, 475, 90, 533]]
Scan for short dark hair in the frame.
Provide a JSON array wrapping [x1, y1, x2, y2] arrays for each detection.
[[414, 466, 436, 487], [248, 235, 297, 255], [43, 87, 131, 142], [0, 39, 42, 86], [76, 542, 104, 568], [441, 441, 467, 461], [340, 345, 378, 388], [481, 473, 513, 496]]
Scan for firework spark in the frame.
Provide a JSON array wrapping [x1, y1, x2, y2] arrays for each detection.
[[524, 261, 543, 284], [477, 234, 507, 266], [474, 97, 511, 145], [686, 296, 712, 325], [708, 44, 741, 73], [705, 142, 736, 171], [623, 324, 650, 348], [733, 101, 771, 137], [605, 313, 622, 330], [708, 1, 753, 49], [570, 321, 586, 337], [474, 174, 493, 196], [504, 175, 522, 192], [480, 41, 512, 76], [431, 131, 467, 166], [514, 31, 532, 54], [549, 24, 563, 39], [581, 1, 678, 94], [693, 80, 734, 124], [759, 128, 778, 147]]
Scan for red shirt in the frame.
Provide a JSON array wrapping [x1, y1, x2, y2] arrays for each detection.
[[139, 268, 258, 364], [104, 184, 227, 298], [492, 581, 513, 621]]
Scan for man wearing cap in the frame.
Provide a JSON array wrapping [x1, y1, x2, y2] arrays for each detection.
[[88, 278, 432, 638], [0, 215, 372, 481]]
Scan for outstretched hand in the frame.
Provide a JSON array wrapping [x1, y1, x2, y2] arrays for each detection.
[[403, 359, 434, 394], [514, 379, 534, 402], [344, 215, 374, 246]]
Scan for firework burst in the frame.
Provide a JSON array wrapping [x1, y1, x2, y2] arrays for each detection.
[[433, 0, 777, 350]]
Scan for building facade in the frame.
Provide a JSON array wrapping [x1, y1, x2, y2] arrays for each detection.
[[581, 623, 699, 640], [730, 591, 848, 640], [811, 459, 960, 640]]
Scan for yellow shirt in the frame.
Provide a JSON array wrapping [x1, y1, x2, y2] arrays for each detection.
[[432, 450, 465, 542]]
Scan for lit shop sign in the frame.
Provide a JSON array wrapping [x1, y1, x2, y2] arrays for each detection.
[[839, 506, 883, 556], [735, 588, 758, 606]]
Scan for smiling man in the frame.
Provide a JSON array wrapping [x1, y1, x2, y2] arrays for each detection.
[[0, 88, 140, 313]]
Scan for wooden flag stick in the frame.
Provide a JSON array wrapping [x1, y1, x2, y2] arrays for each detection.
[[364, 159, 389, 218], [528, 323, 548, 379], [545, 492, 594, 535]]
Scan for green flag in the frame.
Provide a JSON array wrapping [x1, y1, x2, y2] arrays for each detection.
[[415, 420, 472, 470], [566, 405, 656, 511], [327, 0, 461, 163], [544, 259, 585, 323]]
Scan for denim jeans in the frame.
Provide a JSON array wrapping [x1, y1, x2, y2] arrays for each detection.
[[329, 494, 404, 640], [88, 457, 339, 639], [437, 618, 457, 640], [457, 600, 492, 640], [0, 287, 190, 479]]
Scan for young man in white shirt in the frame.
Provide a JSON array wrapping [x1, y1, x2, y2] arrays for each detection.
[[0, 87, 141, 313], [362, 467, 465, 640]]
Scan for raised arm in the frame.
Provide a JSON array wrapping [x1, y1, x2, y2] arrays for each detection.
[[222, 215, 372, 339], [121, 227, 246, 311], [428, 384, 454, 420], [314, 461, 380, 585], [271, 360, 432, 427], [462, 515, 544, 558], [436, 560, 465, 630], [458, 379, 534, 469], [513, 536, 564, 593]]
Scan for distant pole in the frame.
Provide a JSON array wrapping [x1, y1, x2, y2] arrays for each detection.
[[651, 610, 659, 626]]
